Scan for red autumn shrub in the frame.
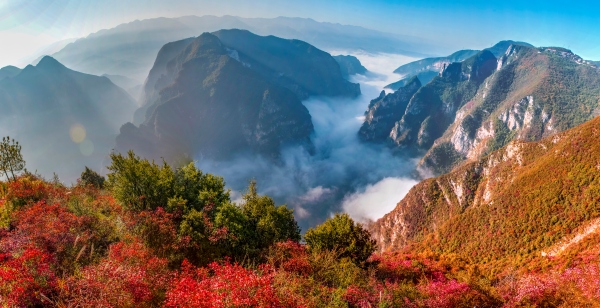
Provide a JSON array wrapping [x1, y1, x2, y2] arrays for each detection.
[[0, 248, 56, 307], [59, 241, 171, 307], [165, 260, 281, 307], [1, 201, 90, 272], [267, 240, 312, 275], [5, 177, 63, 207]]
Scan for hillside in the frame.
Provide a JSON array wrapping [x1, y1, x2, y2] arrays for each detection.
[[0, 56, 137, 182], [370, 114, 600, 274], [363, 43, 600, 176], [117, 32, 323, 163]]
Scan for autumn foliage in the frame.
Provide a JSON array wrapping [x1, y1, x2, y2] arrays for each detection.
[[0, 152, 599, 307]]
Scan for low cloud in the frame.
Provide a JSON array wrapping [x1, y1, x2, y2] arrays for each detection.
[[342, 177, 417, 222], [197, 52, 422, 230]]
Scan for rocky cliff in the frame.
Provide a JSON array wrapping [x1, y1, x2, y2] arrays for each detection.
[[387, 41, 533, 91], [358, 76, 421, 143], [365, 43, 600, 176]]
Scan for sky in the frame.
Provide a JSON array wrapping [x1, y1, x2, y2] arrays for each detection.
[[1, 0, 600, 67]]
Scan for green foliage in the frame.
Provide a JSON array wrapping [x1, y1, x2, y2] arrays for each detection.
[[216, 180, 301, 261], [0, 136, 25, 182], [80, 166, 105, 188], [305, 213, 376, 266], [106, 151, 174, 212]]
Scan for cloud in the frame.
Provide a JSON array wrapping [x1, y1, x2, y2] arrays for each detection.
[[195, 51, 422, 230], [342, 177, 417, 222]]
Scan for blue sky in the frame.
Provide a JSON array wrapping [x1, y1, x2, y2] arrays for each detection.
[[1, 0, 600, 67]]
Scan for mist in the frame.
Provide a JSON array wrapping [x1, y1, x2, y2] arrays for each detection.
[[196, 51, 420, 230]]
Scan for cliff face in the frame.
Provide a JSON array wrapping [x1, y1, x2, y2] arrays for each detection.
[[116, 32, 318, 163], [364, 43, 600, 176], [387, 41, 533, 91], [387, 50, 497, 154], [420, 45, 600, 175], [370, 115, 600, 267], [359, 77, 421, 143]]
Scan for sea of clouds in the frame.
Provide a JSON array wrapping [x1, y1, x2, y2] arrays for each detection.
[[197, 51, 422, 230]]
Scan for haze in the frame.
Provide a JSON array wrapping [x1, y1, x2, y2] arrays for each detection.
[[2, 0, 600, 68]]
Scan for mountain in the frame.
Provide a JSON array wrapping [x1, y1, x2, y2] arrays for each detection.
[[419, 45, 600, 175], [0, 56, 137, 182], [386, 41, 533, 91], [369, 114, 600, 271], [50, 15, 436, 81], [333, 55, 367, 78], [362, 43, 600, 175], [0, 66, 21, 80], [360, 50, 497, 155], [358, 76, 421, 143], [116, 31, 338, 163]]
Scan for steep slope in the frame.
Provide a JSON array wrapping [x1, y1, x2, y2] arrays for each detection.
[[387, 41, 533, 91], [381, 50, 498, 154], [116, 33, 315, 163], [370, 115, 600, 272], [333, 55, 368, 78], [51, 15, 433, 81], [420, 45, 600, 175], [358, 76, 421, 143], [0, 57, 137, 182]]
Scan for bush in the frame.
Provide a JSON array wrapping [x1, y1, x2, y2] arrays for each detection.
[[304, 213, 376, 267]]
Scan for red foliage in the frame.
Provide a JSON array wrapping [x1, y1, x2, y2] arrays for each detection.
[[2, 201, 89, 259], [59, 241, 171, 307], [268, 240, 312, 275], [165, 260, 280, 307], [0, 248, 56, 307]]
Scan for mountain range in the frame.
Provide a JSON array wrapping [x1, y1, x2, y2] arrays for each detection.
[[0, 56, 137, 182], [49, 15, 436, 83], [117, 29, 360, 164], [385, 40, 533, 91], [361, 43, 600, 176]]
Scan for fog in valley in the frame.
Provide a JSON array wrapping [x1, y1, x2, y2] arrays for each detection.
[[196, 51, 420, 230]]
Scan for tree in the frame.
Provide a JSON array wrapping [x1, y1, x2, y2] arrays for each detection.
[[0, 136, 26, 182], [215, 181, 301, 261], [304, 213, 376, 266], [105, 151, 174, 211], [80, 167, 105, 188]]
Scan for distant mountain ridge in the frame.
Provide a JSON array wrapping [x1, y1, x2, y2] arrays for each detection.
[[0, 56, 137, 182], [50, 15, 436, 82], [386, 41, 533, 90], [118, 30, 357, 163]]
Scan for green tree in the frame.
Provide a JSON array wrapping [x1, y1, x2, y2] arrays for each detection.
[[304, 213, 376, 266], [0, 136, 25, 182], [215, 181, 301, 260], [105, 151, 174, 211], [80, 166, 105, 188]]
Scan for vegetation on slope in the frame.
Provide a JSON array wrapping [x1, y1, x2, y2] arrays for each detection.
[[1, 135, 599, 306], [371, 114, 600, 280]]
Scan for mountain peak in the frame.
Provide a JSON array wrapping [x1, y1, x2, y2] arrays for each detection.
[[36, 56, 67, 71]]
